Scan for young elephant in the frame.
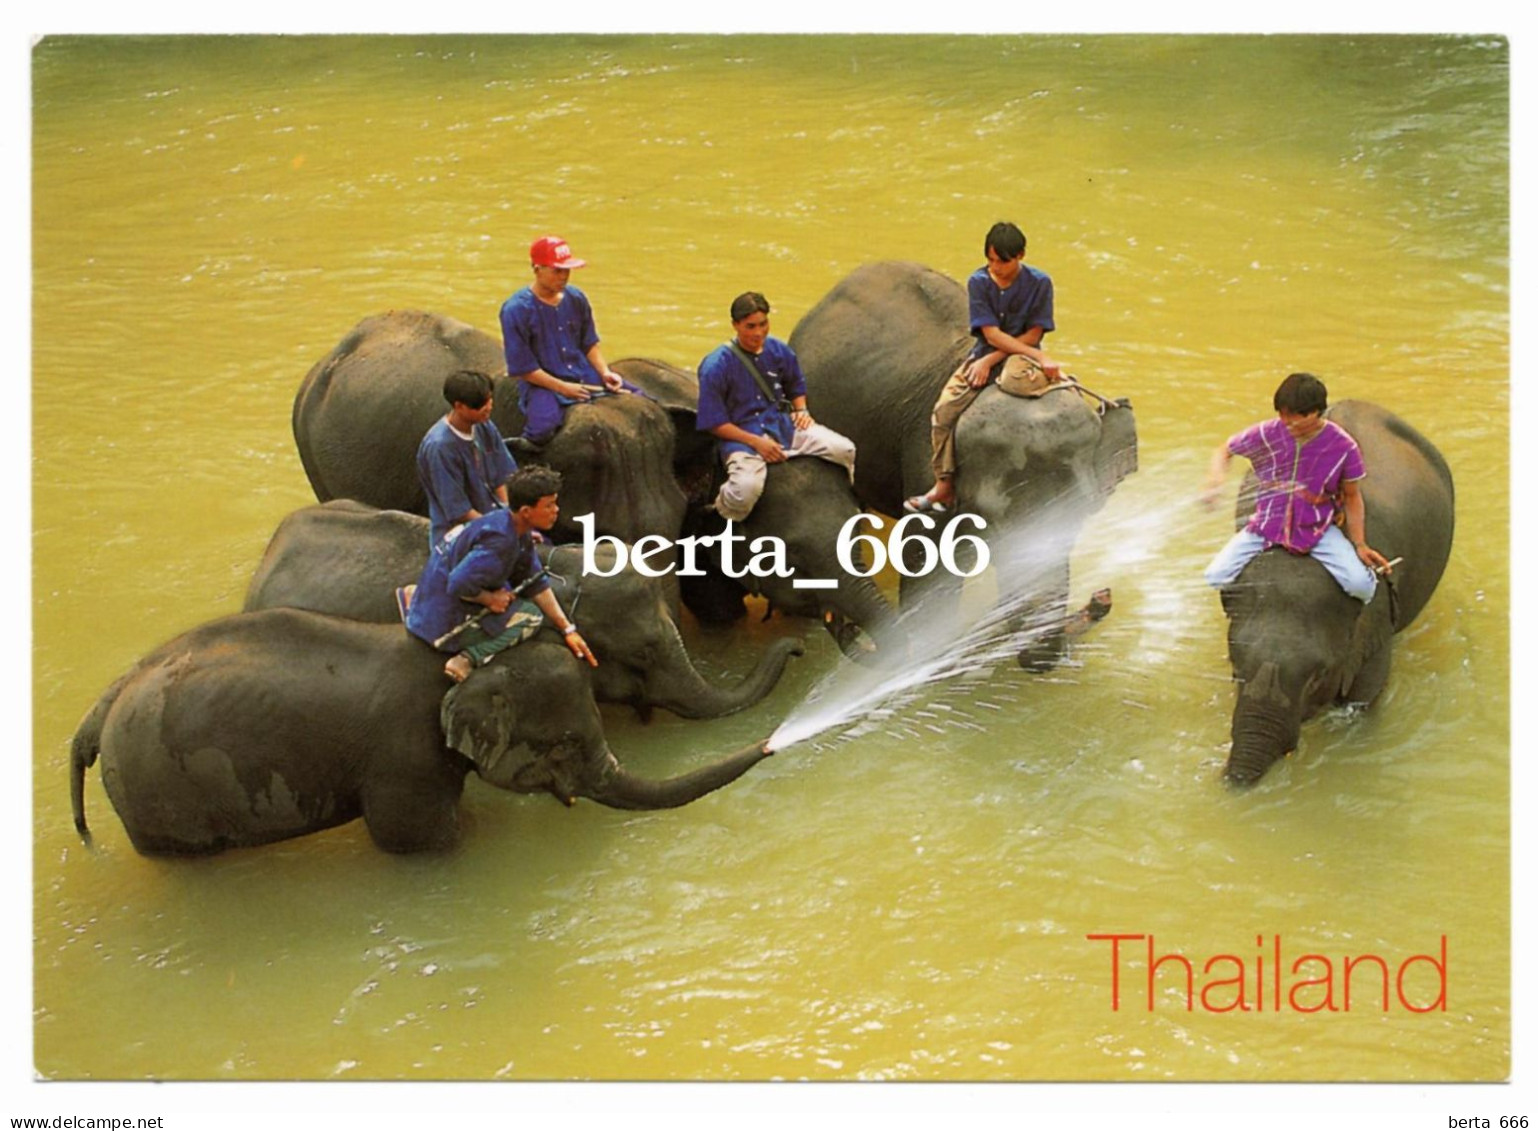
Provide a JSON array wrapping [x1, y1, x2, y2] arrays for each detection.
[[242, 500, 801, 720], [70, 609, 772, 856]]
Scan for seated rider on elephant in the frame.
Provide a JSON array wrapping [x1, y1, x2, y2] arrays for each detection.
[[1201, 372, 1392, 602], [906, 220, 1064, 515], [499, 235, 644, 451], [416, 369, 519, 546], [405, 465, 596, 683], [696, 291, 856, 522]]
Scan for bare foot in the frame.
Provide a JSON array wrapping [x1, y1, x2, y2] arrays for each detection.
[[445, 653, 473, 683]]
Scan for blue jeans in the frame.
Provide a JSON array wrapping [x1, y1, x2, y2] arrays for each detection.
[[1204, 526, 1377, 603]]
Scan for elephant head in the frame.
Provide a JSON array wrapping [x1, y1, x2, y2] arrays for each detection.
[[292, 310, 687, 545], [439, 649, 772, 810], [1218, 549, 1367, 785], [953, 382, 1136, 669]]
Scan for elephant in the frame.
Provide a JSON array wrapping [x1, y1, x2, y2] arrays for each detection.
[[242, 500, 802, 720], [1216, 399, 1454, 785], [69, 609, 773, 856], [611, 357, 901, 661], [788, 261, 1138, 669], [291, 310, 685, 545]]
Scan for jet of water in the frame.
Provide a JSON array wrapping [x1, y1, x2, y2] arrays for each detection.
[[767, 488, 1218, 753]]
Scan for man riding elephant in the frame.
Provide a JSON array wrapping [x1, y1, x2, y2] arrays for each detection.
[[416, 369, 519, 546], [696, 291, 856, 522], [406, 465, 595, 682], [499, 234, 644, 451], [906, 221, 1064, 516], [1201, 371, 1392, 603]]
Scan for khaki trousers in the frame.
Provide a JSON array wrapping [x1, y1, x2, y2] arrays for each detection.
[[714, 423, 857, 522]]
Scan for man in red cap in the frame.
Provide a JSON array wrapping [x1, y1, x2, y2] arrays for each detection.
[[499, 235, 641, 449]]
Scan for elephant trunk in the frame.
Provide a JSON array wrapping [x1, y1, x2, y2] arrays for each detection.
[[822, 574, 902, 664], [582, 740, 772, 810], [645, 620, 802, 720], [1224, 677, 1302, 786]]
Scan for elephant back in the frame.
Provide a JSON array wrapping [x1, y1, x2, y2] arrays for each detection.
[[1327, 400, 1455, 631], [794, 261, 974, 513], [292, 310, 513, 512], [245, 500, 428, 622]]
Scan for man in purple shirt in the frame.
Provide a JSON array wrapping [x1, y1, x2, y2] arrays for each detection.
[[1202, 372, 1390, 602], [499, 235, 641, 448], [906, 221, 1064, 514]]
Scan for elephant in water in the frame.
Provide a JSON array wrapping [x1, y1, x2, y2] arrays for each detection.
[[787, 261, 1137, 669], [291, 310, 685, 545], [242, 500, 802, 720], [1217, 400, 1455, 785], [70, 611, 772, 856]]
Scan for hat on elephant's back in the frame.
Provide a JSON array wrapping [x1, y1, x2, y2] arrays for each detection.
[[995, 355, 1055, 398]]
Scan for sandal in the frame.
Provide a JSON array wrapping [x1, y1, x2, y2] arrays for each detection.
[[444, 653, 474, 683], [902, 494, 950, 516]]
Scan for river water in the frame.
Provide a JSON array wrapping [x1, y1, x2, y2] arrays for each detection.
[[30, 34, 1509, 1086]]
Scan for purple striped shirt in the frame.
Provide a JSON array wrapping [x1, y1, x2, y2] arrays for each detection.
[[1229, 418, 1365, 553]]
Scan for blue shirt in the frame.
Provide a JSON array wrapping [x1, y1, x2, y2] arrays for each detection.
[[416, 417, 519, 545], [500, 285, 603, 411], [696, 337, 807, 460], [966, 263, 1055, 365], [405, 509, 551, 652]]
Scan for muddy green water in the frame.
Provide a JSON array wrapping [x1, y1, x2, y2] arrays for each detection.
[[31, 35, 1509, 1083]]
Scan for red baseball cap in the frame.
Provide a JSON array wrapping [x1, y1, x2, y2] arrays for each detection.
[[530, 235, 586, 269]]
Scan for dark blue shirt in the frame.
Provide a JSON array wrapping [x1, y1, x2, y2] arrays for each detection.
[[500, 284, 603, 411], [405, 510, 550, 652], [696, 337, 807, 460], [966, 264, 1055, 365], [416, 416, 518, 545]]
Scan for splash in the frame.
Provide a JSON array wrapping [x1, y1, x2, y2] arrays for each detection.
[[767, 488, 1218, 753]]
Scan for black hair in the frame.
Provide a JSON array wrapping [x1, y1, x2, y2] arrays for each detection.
[[505, 464, 563, 510], [730, 291, 771, 323], [1273, 372, 1329, 416], [443, 369, 494, 410], [985, 221, 1027, 262]]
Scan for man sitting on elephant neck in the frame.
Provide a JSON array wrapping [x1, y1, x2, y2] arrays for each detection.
[[499, 234, 643, 451], [1202, 372, 1392, 603], [906, 221, 1063, 515], [405, 465, 597, 683], [696, 291, 857, 522], [416, 369, 519, 547]]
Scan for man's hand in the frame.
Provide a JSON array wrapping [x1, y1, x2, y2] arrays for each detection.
[[563, 380, 595, 401], [1038, 357, 1063, 380], [600, 370, 627, 394], [751, 434, 788, 463], [564, 628, 598, 667], [966, 357, 994, 388], [1356, 543, 1392, 574], [478, 588, 513, 614], [1199, 478, 1226, 511], [790, 408, 814, 430]]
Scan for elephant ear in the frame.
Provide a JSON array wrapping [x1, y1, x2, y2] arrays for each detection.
[[1092, 398, 1139, 498], [440, 673, 526, 780]]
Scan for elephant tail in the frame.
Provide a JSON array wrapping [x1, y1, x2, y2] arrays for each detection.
[[69, 674, 128, 845]]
